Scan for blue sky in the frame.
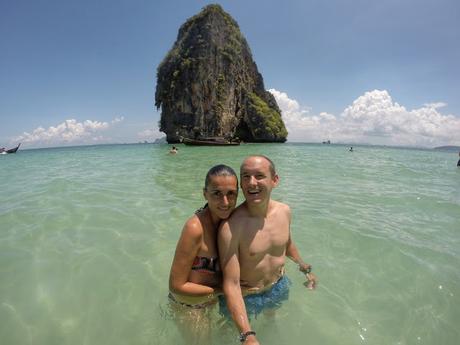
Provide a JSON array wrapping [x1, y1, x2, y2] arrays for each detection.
[[1, 0, 459, 148]]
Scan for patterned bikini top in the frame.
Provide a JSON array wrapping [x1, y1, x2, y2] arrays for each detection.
[[191, 256, 220, 273], [192, 204, 220, 273]]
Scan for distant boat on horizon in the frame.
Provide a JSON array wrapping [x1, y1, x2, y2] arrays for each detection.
[[182, 137, 240, 146]]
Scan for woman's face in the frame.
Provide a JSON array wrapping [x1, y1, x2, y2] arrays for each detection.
[[203, 175, 238, 220]]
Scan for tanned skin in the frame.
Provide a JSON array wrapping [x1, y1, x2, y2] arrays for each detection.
[[219, 156, 317, 345]]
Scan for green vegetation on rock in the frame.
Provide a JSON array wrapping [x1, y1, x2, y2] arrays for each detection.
[[247, 93, 288, 141]]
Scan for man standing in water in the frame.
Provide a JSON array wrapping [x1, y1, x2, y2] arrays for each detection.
[[218, 155, 317, 344]]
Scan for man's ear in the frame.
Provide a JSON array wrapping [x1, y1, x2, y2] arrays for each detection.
[[272, 174, 280, 187]]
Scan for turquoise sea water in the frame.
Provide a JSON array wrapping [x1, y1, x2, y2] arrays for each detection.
[[1, 143, 459, 345]]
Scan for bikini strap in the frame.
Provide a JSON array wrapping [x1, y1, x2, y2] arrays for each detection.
[[195, 203, 208, 214]]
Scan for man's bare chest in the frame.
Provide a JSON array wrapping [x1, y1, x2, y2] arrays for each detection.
[[240, 218, 289, 259]]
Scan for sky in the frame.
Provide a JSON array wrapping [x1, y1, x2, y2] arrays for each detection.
[[1, 0, 459, 149]]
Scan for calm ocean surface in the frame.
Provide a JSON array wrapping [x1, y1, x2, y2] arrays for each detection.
[[1, 143, 459, 345]]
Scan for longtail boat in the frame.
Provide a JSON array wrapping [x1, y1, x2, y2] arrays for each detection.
[[1, 143, 21, 154], [182, 137, 240, 146]]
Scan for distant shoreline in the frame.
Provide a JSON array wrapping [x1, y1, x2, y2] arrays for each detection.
[[14, 142, 460, 152], [432, 145, 460, 152]]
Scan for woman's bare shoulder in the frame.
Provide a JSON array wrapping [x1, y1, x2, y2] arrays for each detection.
[[181, 214, 204, 239]]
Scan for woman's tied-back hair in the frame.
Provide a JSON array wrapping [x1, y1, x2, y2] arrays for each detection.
[[204, 164, 238, 190]]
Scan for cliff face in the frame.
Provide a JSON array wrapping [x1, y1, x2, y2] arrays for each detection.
[[155, 4, 287, 143]]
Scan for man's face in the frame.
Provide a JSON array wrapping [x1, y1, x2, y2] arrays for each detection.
[[240, 157, 278, 205]]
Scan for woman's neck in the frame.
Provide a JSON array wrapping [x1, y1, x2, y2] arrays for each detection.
[[205, 207, 221, 228]]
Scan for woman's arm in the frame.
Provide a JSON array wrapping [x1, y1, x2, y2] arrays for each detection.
[[169, 217, 217, 296]]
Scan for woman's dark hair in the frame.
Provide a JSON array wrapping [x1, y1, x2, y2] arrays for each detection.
[[204, 164, 238, 190]]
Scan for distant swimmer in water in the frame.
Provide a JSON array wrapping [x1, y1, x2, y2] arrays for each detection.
[[349, 146, 353, 152], [457, 151, 460, 167], [169, 146, 178, 154]]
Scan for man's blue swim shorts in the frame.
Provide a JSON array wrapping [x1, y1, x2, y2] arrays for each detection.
[[219, 275, 291, 319]]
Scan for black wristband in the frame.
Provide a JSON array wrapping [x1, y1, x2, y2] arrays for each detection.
[[300, 265, 312, 274], [239, 331, 256, 342]]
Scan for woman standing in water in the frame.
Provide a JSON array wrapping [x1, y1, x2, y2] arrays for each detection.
[[168, 164, 238, 343]]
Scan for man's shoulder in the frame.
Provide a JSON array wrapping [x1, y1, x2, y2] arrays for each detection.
[[271, 200, 291, 214], [220, 204, 249, 230], [230, 203, 250, 219]]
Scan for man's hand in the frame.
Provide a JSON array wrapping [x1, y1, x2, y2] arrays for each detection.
[[298, 263, 317, 289], [304, 272, 317, 289]]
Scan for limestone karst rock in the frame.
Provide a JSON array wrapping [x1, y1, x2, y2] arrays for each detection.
[[155, 4, 287, 143]]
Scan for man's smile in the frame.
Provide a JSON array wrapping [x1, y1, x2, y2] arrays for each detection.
[[247, 189, 261, 194]]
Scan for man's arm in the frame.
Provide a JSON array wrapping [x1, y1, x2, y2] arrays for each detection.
[[285, 207, 317, 289], [286, 235, 308, 268], [286, 232, 318, 290], [218, 220, 259, 345]]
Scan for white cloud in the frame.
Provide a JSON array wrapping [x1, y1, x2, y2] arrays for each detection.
[[14, 117, 124, 147], [423, 102, 447, 109], [269, 88, 460, 147], [111, 116, 124, 124]]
